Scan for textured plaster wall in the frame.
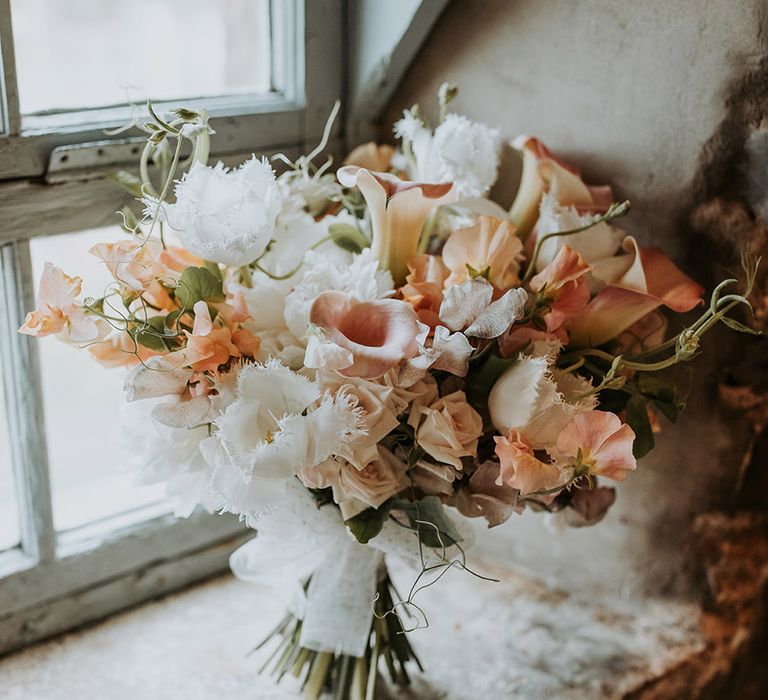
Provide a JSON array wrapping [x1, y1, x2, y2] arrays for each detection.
[[382, 0, 768, 600]]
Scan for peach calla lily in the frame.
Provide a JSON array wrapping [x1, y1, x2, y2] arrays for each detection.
[[509, 136, 613, 237], [308, 290, 421, 378], [567, 238, 704, 347], [18, 262, 103, 342], [442, 216, 523, 291], [337, 166, 458, 286], [555, 410, 636, 481]]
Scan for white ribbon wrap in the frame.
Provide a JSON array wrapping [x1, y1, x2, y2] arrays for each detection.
[[229, 480, 473, 658]]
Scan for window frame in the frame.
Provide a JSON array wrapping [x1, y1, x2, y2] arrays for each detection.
[[0, 0, 343, 655]]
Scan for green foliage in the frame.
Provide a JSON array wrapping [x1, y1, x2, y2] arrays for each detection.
[[390, 496, 463, 549], [345, 502, 393, 544], [327, 223, 369, 253], [466, 355, 516, 407], [175, 266, 225, 309], [129, 316, 175, 352], [624, 394, 655, 458], [636, 373, 684, 423]]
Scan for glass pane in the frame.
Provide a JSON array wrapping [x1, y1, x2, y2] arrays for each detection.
[[30, 228, 167, 532], [12, 0, 272, 114], [0, 370, 20, 551]]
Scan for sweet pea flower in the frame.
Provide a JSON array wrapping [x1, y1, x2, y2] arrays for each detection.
[[529, 244, 592, 336], [494, 431, 563, 497], [19, 262, 103, 342], [400, 254, 449, 328], [442, 216, 523, 291], [89, 239, 167, 292], [337, 165, 457, 286], [509, 136, 613, 237], [163, 300, 241, 373], [568, 237, 704, 347], [555, 410, 636, 481], [307, 291, 421, 378], [160, 157, 283, 267]]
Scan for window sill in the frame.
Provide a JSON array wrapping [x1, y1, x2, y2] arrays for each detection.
[[0, 558, 706, 699]]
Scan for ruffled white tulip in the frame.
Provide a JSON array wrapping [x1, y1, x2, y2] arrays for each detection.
[[163, 157, 283, 267]]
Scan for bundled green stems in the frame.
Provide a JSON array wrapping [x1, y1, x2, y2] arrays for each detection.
[[254, 566, 422, 700]]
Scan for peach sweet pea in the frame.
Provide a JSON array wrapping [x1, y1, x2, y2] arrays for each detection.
[[555, 410, 636, 481], [337, 166, 458, 286], [529, 244, 592, 337], [90, 239, 167, 293], [19, 262, 103, 342], [494, 431, 563, 497], [509, 136, 613, 237], [442, 216, 523, 291], [308, 291, 421, 378], [400, 254, 449, 328], [568, 238, 704, 347]]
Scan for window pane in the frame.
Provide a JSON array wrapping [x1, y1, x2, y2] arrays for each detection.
[[0, 371, 20, 551], [12, 0, 272, 114], [30, 229, 167, 532]]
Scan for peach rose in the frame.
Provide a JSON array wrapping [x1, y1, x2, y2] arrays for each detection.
[[414, 390, 483, 469]]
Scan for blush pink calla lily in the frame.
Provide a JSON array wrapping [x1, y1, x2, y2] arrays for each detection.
[[309, 290, 421, 378], [337, 166, 458, 286], [567, 237, 704, 347], [509, 136, 613, 236], [556, 410, 636, 481]]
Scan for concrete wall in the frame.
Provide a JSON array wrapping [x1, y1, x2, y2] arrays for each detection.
[[381, 0, 768, 600]]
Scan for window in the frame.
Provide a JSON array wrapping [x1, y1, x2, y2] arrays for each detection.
[[0, 0, 343, 654]]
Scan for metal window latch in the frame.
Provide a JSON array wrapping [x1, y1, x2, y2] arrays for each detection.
[[45, 138, 146, 184]]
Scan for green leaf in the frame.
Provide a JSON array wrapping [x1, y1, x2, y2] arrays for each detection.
[[345, 502, 393, 544], [129, 316, 175, 352], [720, 315, 763, 336], [175, 266, 225, 309], [390, 496, 463, 549], [203, 260, 224, 281], [624, 395, 654, 458], [636, 373, 685, 423], [327, 223, 369, 253], [110, 170, 144, 197], [466, 355, 516, 407]]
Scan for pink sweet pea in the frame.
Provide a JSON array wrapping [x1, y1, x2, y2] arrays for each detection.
[[529, 244, 592, 336], [555, 410, 636, 481], [18, 262, 102, 342], [337, 166, 457, 285], [494, 431, 564, 496], [308, 291, 421, 378], [509, 136, 613, 236], [567, 238, 704, 347]]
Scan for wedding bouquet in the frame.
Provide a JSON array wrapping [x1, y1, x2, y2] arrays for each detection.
[[20, 86, 758, 699]]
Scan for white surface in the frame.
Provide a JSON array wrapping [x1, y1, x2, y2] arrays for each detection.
[[0, 559, 704, 699]]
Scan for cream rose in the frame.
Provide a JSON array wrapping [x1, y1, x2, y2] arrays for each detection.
[[414, 390, 483, 469]]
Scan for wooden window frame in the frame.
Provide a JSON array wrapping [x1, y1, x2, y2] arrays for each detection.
[[0, 0, 343, 655]]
